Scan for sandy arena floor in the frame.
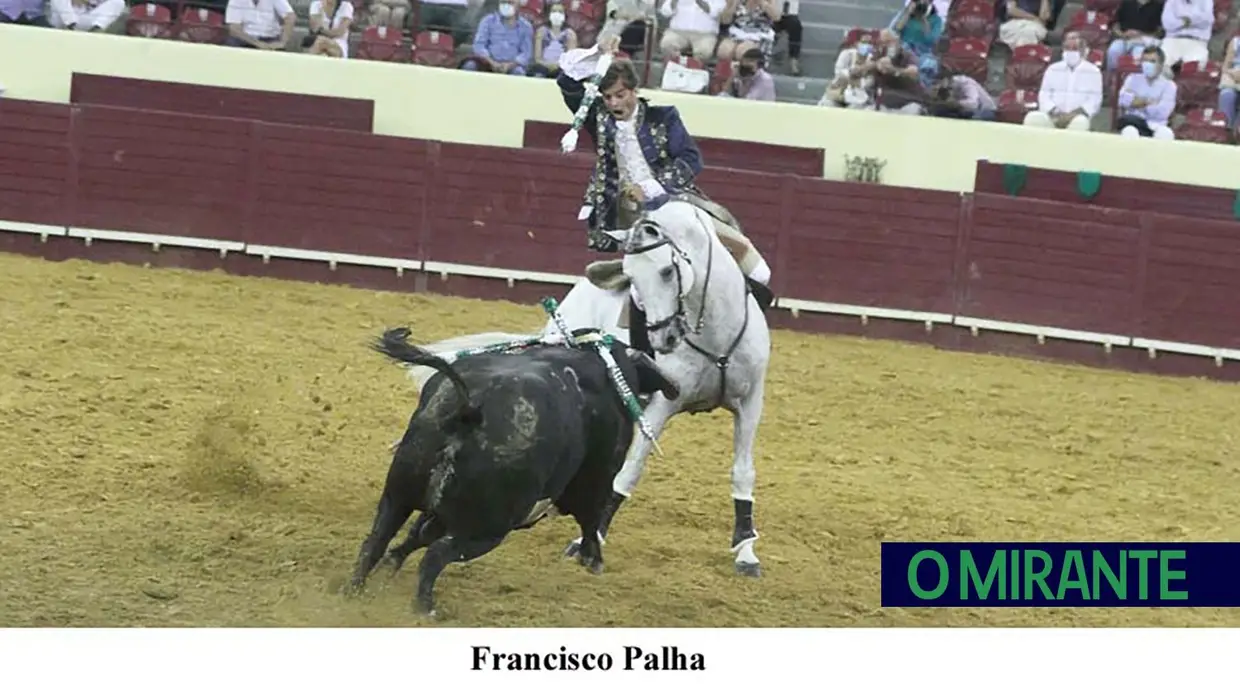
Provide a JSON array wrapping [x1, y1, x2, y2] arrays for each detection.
[[1, 251, 1238, 628]]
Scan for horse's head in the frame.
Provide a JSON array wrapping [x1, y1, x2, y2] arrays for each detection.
[[600, 218, 699, 354]]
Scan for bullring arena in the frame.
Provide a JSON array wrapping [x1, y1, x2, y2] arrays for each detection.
[[4, 250, 1239, 628]]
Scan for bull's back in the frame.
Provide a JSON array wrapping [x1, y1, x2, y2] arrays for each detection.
[[432, 358, 593, 536]]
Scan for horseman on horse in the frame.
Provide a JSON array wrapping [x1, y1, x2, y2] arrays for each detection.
[[555, 34, 775, 354]]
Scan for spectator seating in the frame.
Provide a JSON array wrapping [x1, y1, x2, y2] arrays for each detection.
[[126, 3, 175, 39]]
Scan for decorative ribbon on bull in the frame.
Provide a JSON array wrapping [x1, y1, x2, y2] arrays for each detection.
[[558, 45, 614, 155]]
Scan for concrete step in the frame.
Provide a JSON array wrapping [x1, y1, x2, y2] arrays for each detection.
[[798, 1, 897, 29]]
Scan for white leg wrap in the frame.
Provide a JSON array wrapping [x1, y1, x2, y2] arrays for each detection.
[[748, 258, 771, 285]]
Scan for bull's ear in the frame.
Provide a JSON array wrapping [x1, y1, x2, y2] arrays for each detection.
[[626, 349, 679, 401]]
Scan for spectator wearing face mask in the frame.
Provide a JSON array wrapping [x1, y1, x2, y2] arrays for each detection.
[[928, 72, 997, 120], [722, 47, 775, 100], [1218, 31, 1240, 131], [999, 0, 1051, 48], [873, 29, 929, 115], [819, 31, 876, 108], [1158, 0, 1212, 76], [461, 0, 535, 75], [1105, 0, 1164, 70], [891, 0, 942, 74], [1023, 31, 1102, 131], [1116, 45, 1177, 139], [532, 3, 578, 77]]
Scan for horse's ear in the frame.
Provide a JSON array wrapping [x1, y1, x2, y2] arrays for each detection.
[[626, 349, 680, 401]]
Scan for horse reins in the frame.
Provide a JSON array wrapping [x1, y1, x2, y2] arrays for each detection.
[[625, 223, 752, 411]]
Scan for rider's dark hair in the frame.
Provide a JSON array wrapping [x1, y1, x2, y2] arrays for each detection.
[[600, 58, 640, 92]]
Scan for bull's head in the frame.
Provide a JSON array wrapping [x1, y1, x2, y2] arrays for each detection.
[[625, 348, 680, 401]]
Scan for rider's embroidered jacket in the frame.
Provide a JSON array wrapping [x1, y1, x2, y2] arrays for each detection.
[[556, 71, 704, 242]]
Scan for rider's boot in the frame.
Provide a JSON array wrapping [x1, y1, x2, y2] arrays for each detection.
[[744, 258, 775, 311]]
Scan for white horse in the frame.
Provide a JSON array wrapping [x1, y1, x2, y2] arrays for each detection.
[[406, 200, 771, 577]]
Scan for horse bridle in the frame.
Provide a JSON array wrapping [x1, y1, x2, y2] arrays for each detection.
[[621, 217, 753, 410]]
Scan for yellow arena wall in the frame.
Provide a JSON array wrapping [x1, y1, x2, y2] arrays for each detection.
[[1, 23, 1237, 192]]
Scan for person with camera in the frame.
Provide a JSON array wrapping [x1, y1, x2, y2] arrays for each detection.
[[819, 30, 876, 108], [890, 0, 942, 64], [721, 47, 775, 100], [927, 69, 997, 120], [873, 28, 929, 115]]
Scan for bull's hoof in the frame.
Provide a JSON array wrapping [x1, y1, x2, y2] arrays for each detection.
[[735, 561, 762, 578], [579, 555, 604, 575], [341, 580, 365, 597], [415, 597, 437, 617], [562, 538, 583, 560]]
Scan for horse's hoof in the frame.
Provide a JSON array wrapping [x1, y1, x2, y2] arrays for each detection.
[[563, 539, 583, 560], [735, 561, 762, 578]]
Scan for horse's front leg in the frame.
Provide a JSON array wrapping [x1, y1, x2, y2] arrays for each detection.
[[730, 378, 765, 578], [563, 393, 678, 560]]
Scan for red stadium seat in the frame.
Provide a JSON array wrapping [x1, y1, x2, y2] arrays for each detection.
[[413, 30, 456, 67], [1175, 60, 1223, 113], [1106, 53, 1141, 105], [126, 2, 174, 38], [1174, 107, 1233, 144], [1004, 44, 1052, 90], [710, 59, 734, 96], [941, 37, 989, 84], [840, 27, 878, 49], [947, 0, 996, 41], [996, 88, 1040, 124], [175, 6, 227, 44], [565, 0, 603, 22], [517, 0, 545, 25], [1083, 0, 1121, 12], [1085, 47, 1105, 71], [565, 0, 599, 47], [1066, 9, 1111, 50], [356, 25, 408, 62]]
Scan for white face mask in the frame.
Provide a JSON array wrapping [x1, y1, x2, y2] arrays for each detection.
[[549, 10, 564, 25], [498, 2, 515, 17], [1062, 49, 1081, 68]]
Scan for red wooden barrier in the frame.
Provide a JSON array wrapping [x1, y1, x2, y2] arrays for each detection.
[[521, 120, 826, 178], [3, 98, 1240, 380], [70, 73, 376, 133], [974, 159, 1240, 222]]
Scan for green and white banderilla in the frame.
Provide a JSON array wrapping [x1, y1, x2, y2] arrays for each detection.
[[540, 297, 663, 456]]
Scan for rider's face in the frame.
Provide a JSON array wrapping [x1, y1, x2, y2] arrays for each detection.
[[602, 82, 637, 120]]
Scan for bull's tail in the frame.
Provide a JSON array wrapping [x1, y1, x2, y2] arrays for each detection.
[[373, 328, 482, 429]]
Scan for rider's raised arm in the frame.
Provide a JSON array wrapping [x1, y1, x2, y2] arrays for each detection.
[[652, 106, 704, 193], [555, 47, 605, 143]]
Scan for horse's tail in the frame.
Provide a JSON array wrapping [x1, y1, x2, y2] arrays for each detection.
[[373, 328, 482, 430], [404, 330, 541, 389]]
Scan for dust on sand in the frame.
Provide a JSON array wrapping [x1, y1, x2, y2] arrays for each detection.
[[1, 252, 1238, 627]]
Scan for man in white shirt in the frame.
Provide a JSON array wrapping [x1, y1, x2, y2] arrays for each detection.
[[224, 0, 296, 49], [658, 0, 725, 62], [1023, 32, 1102, 131], [48, 0, 126, 31], [1159, 0, 1213, 75]]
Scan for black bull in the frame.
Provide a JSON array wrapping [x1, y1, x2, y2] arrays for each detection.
[[346, 327, 679, 615]]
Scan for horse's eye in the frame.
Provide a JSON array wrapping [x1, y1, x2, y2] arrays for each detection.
[[660, 266, 675, 281]]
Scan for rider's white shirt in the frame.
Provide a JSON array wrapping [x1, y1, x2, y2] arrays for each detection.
[[614, 115, 667, 201]]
